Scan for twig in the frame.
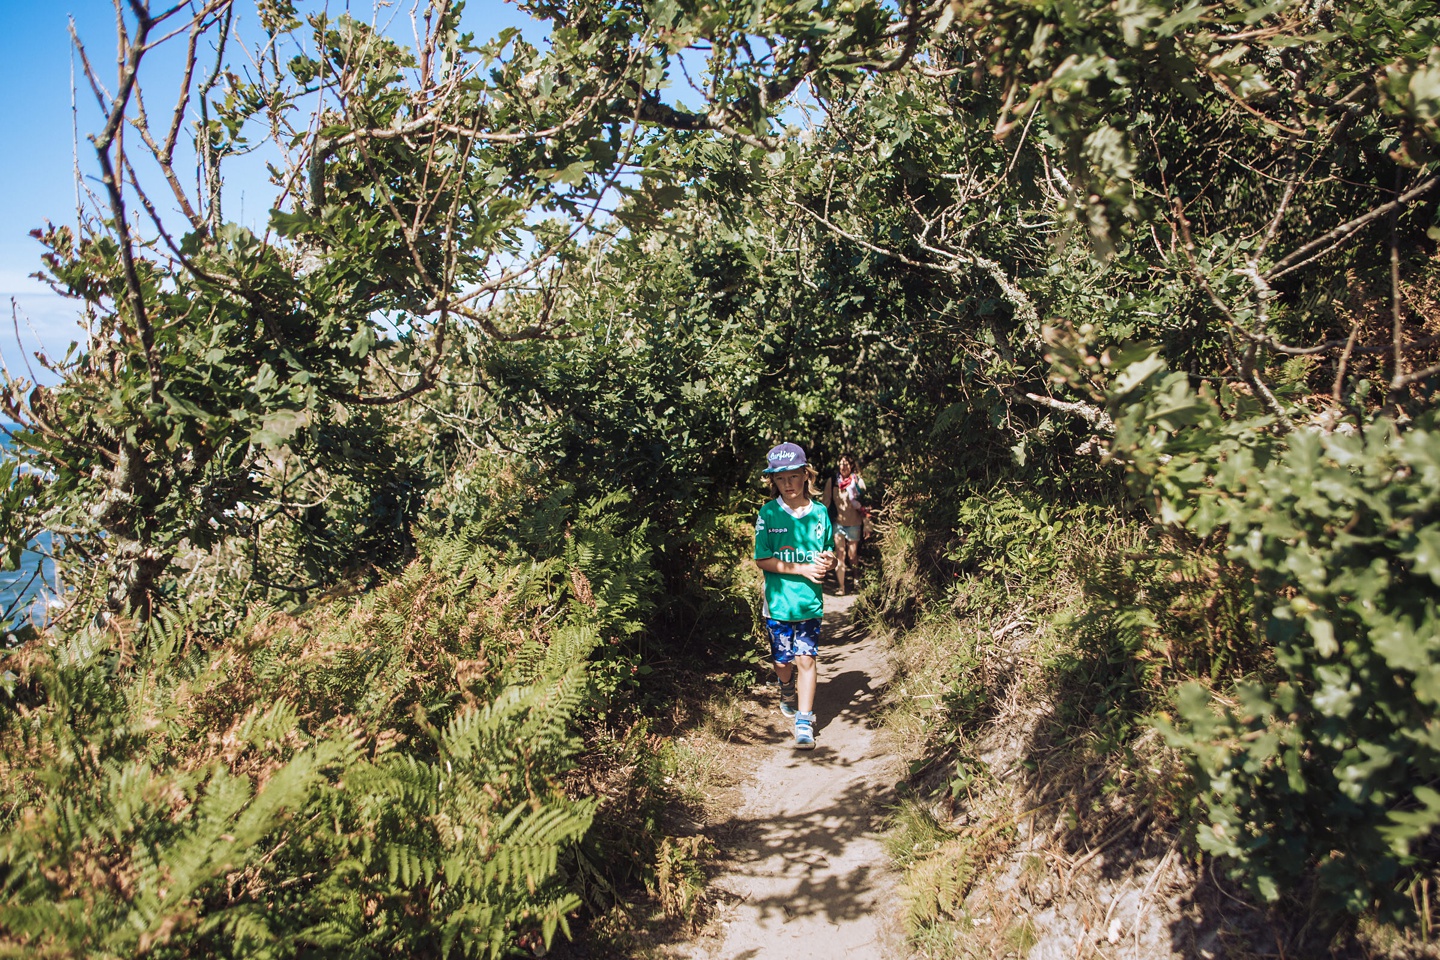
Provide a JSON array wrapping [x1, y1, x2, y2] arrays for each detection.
[[195, 4, 231, 235], [1062, 808, 1153, 895], [1393, 360, 1440, 389], [1386, 167, 1408, 412], [10, 301, 41, 386], [1203, 70, 1304, 136], [1254, 157, 1299, 263], [786, 200, 937, 270], [1002, 103, 1039, 178], [72, 5, 163, 404], [1267, 175, 1439, 281], [1331, 314, 1362, 405], [1130, 837, 1179, 945], [1171, 199, 1295, 432], [126, 1, 229, 231], [1206, 855, 1251, 907]]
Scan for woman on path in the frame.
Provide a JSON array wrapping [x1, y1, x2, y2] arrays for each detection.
[[753, 442, 834, 749], [822, 453, 867, 595]]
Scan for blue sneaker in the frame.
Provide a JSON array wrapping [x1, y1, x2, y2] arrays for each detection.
[[778, 678, 798, 718], [794, 711, 816, 749]]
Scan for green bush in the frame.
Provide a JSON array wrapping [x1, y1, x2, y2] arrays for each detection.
[[1136, 391, 1440, 914], [946, 491, 1111, 590], [0, 479, 662, 958]]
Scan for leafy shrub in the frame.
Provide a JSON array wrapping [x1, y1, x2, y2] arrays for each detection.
[[0, 480, 662, 958], [1126, 372, 1440, 915], [885, 799, 978, 931], [1047, 523, 1269, 763], [946, 491, 1115, 591]]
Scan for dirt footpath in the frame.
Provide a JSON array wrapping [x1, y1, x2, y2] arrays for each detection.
[[681, 590, 906, 960]]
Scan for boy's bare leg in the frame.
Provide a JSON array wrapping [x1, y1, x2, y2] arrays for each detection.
[[795, 655, 817, 714]]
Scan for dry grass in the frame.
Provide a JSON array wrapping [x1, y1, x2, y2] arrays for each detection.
[[868, 505, 1440, 959], [658, 684, 770, 823], [651, 835, 716, 932], [564, 679, 779, 960], [871, 521, 1237, 959], [662, 733, 735, 815]]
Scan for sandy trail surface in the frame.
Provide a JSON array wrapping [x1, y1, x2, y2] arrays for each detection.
[[685, 590, 905, 960]]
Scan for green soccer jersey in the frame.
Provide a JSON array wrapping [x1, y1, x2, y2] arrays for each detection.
[[753, 497, 833, 622]]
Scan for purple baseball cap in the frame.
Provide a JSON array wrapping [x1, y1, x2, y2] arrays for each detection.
[[763, 442, 808, 474]]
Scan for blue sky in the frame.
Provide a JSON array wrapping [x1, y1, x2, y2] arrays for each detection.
[[0, 0, 546, 378]]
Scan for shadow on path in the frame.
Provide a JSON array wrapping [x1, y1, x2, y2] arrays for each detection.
[[666, 592, 902, 959], [702, 777, 895, 929]]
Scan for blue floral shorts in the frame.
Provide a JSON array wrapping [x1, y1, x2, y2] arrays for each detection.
[[765, 618, 821, 665]]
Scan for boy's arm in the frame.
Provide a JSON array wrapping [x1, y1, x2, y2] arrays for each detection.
[[756, 556, 830, 584]]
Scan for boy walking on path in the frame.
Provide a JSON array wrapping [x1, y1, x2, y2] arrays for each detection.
[[753, 442, 834, 749]]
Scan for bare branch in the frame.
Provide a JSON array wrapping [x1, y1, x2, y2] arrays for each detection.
[[72, 7, 163, 404], [1020, 391, 1115, 433], [1266, 175, 1439, 281], [1387, 168, 1408, 412], [1395, 361, 1440, 388], [785, 200, 938, 270], [1202, 69, 1305, 136], [1331, 314, 1361, 405], [1255, 160, 1299, 263], [1245, 358, 1296, 432], [127, 1, 231, 232], [195, 4, 231, 234]]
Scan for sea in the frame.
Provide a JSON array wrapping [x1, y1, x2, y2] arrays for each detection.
[[0, 427, 58, 626]]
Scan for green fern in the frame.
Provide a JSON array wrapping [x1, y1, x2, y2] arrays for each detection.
[[0, 472, 682, 957]]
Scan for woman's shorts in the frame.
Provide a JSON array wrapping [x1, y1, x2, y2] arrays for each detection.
[[837, 524, 862, 542], [765, 618, 821, 664]]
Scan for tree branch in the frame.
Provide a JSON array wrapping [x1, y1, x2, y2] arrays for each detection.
[[1266, 175, 1439, 281], [1386, 167, 1409, 412], [74, 3, 163, 405], [1019, 391, 1115, 432], [127, 1, 230, 232]]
